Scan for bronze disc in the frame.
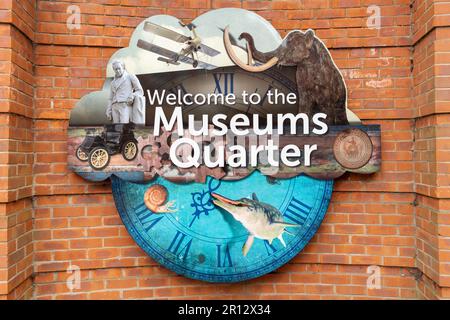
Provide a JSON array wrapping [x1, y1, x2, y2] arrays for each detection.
[[333, 128, 373, 169]]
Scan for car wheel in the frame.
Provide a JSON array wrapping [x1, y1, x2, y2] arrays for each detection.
[[88, 147, 110, 170], [76, 147, 88, 162], [122, 140, 138, 161]]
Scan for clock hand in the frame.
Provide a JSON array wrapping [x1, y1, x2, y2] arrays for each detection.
[[245, 88, 259, 115], [189, 178, 221, 227]]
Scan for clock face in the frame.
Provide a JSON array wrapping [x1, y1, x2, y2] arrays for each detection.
[[143, 66, 299, 125], [110, 67, 333, 282], [112, 171, 333, 282]]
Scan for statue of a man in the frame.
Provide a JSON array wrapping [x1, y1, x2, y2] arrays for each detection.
[[106, 60, 145, 124]]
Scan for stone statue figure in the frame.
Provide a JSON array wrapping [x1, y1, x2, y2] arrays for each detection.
[[106, 60, 145, 124]]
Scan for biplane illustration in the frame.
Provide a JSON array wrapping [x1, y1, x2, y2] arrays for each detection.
[[137, 21, 220, 69]]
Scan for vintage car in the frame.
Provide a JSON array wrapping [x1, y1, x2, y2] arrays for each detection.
[[76, 123, 138, 170]]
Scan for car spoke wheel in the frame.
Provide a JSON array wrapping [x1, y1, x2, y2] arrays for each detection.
[[89, 147, 110, 170], [76, 147, 88, 161], [123, 141, 138, 161]]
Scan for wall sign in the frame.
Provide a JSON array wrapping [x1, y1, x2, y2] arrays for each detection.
[[68, 8, 381, 282]]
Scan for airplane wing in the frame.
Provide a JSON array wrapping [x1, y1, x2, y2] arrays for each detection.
[[157, 57, 180, 65], [137, 39, 218, 70], [143, 22, 190, 43], [198, 44, 220, 57], [176, 53, 217, 70], [137, 39, 179, 60], [144, 22, 220, 57]]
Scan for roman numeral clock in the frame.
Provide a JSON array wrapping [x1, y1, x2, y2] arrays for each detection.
[[112, 166, 332, 282], [68, 9, 380, 283], [112, 66, 334, 282]]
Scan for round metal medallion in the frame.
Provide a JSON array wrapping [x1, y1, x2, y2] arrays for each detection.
[[333, 128, 373, 169]]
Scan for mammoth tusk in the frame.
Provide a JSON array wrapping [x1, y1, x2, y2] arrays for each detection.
[[246, 43, 253, 65], [223, 26, 278, 73]]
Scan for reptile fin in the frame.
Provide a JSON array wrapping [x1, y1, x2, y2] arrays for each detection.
[[278, 234, 286, 247], [272, 221, 300, 228], [242, 235, 255, 257]]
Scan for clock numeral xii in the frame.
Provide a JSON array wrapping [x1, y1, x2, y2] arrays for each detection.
[[213, 73, 234, 95]]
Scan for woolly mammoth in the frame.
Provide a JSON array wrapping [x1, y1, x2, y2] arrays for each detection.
[[224, 27, 349, 126]]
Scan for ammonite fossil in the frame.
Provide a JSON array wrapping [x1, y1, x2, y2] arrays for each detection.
[[143, 184, 177, 213]]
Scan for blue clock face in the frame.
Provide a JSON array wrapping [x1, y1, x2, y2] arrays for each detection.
[[112, 171, 333, 282]]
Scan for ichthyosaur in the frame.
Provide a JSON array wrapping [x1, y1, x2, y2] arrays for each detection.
[[211, 192, 300, 256]]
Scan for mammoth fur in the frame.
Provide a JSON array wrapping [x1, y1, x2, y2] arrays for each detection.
[[224, 28, 349, 126]]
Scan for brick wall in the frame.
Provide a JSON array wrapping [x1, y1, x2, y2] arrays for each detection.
[[0, 0, 34, 300], [0, 0, 449, 299], [412, 0, 450, 299]]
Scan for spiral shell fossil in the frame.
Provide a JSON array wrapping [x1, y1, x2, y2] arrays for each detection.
[[143, 184, 177, 213]]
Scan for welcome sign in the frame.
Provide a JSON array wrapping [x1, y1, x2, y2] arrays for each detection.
[[67, 8, 380, 282]]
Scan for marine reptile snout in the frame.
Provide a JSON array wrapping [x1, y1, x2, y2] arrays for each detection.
[[211, 193, 241, 206]]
